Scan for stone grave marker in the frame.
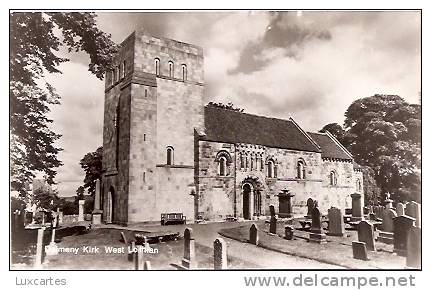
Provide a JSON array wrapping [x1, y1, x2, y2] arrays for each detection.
[[350, 192, 364, 222], [269, 215, 277, 235], [309, 207, 327, 243], [214, 238, 227, 270], [144, 260, 152, 270], [393, 215, 415, 256], [34, 227, 45, 268], [406, 226, 421, 269], [284, 225, 294, 240], [405, 201, 421, 228], [182, 228, 196, 269], [381, 209, 397, 232], [396, 203, 405, 217], [306, 198, 314, 218], [249, 224, 259, 245], [358, 220, 376, 251], [45, 228, 59, 256], [269, 204, 276, 217], [352, 241, 368, 261], [327, 207, 345, 236], [78, 200, 85, 222]]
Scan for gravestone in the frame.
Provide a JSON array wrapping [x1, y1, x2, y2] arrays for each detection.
[[78, 200, 85, 222], [306, 198, 314, 218], [381, 209, 397, 232], [34, 227, 45, 268], [278, 189, 295, 218], [249, 224, 259, 245], [128, 241, 136, 262], [182, 228, 196, 269], [92, 179, 103, 225], [144, 261, 152, 270], [406, 226, 421, 269], [45, 228, 59, 256], [327, 207, 345, 236], [358, 220, 376, 251], [214, 238, 227, 270], [135, 246, 145, 270], [393, 215, 415, 256], [58, 211, 63, 225], [269, 204, 276, 217], [352, 241, 368, 261], [269, 216, 277, 234], [350, 192, 364, 222], [396, 203, 405, 216], [284, 225, 294, 240], [309, 207, 327, 243], [405, 201, 421, 228]]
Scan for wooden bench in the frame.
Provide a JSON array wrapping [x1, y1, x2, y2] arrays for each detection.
[[161, 213, 186, 226]]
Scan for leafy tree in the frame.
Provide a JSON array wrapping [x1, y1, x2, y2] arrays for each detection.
[[33, 187, 60, 212], [319, 123, 355, 151], [79, 146, 103, 196], [10, 12, 118, 195], [207, 102, 245, 112]]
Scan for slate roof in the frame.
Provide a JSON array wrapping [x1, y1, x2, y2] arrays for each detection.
[[202, 106, 321, 152], [307, 132, 353, 160]]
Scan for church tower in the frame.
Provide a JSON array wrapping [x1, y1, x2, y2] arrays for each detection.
[[102, 31, 204, 225]]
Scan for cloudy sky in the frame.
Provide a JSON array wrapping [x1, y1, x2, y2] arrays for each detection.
[[44, 11, 421, 196]]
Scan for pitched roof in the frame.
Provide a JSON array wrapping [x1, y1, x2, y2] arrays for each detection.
[[307, 132, 353, 160], [202, 106, 321, 152]]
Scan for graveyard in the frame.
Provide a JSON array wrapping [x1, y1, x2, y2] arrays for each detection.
[[11, 193, 421, 270]]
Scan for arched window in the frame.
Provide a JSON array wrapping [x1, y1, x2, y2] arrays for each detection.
[[330, 171, 337, 186], [267, 160, 275, 178], [297, 159, 306, 179], [250, 154, 254, 170], [122, 60, 126, 79], [168, 61, 174, 78], [155, 58, 160, 76], [240, 152, 245, 169], [219, 156, 227, 176], [182, 64, 187, 81], [166, 146, 174, 165]]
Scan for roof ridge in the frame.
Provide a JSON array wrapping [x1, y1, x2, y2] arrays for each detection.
[[205, 105, 294, 124]]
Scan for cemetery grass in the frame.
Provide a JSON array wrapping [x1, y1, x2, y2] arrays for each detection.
[[42, 228, 258, 270], [219, 220, 405, 269]]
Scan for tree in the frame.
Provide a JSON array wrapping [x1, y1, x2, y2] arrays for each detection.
[[207, 102, 245, 112], [33, 187, 61, 212], [79, 146, 103, 196], [318, 122, 355, 151], [10, 12, 118, 195]]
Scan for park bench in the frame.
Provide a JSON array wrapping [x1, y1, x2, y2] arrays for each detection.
[[161, 213, 186, 226]]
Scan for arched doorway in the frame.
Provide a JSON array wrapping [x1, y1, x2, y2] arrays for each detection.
[[242, 183, 252, 219], [106, 186, 115, 223]]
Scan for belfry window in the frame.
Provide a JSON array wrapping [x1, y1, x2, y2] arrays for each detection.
[[122, 60, 126, 79], [297, 160, 306, 179], [216, 151, 231, 176], [267, 160, 275, 178], [166, 146, 174, 165], [155, 58, 160, 76], [182, 64, 187, 81], [330, 171, 337, 186], [168, 61, 174, 78]]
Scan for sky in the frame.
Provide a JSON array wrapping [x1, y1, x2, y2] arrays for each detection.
[[44, 11, 421, 196]]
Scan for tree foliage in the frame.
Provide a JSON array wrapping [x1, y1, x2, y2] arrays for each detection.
[[10, 12, 118, 195], [320, 94, 421, 203], [79, 146, 103, 196], [207, 102, 245, 112]]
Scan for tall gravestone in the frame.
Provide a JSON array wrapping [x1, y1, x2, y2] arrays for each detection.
[[182, 228, 196, 269], [214, 238, 227, 270], [34, 227, 45, 268], [78, 200, 85, 222], [249, 224, 259, 245], [327, 207, 345, 236], [350, 192, 364, 222], [269, 205, 277, 234], [396, 203, 405, 216], [305, 198, 314, 218], [309, 207, 326, 243], [92, 179, 103, 225], [381, 209, 397, 232], [135, 246, 145, 270], [405, 201, 421, 228], [406, 226, 421, 269], [358, 220, 376, 251], [393, 215, 415, 256]]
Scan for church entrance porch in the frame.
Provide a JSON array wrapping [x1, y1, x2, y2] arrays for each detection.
[[241, 178, 264, 220]]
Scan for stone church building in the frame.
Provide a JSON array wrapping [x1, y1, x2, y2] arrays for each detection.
[[101, 30, 364, 225]]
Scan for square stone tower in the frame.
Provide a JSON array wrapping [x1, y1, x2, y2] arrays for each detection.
[[102, 31, 204, 225]]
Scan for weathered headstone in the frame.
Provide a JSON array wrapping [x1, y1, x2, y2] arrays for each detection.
[[214, 238, 227, 270], [45, 228, 59, 256], [352, 241, 368, 261], [278, 189, 295, 218], [396, 203, 405, 217], [249, 224, 259, 245], [405, 201, 421, 228], [182, 228, 196, 269], [358, 220, 376, 251], [381, 209, 397, 232], [144, 260, 152, 270], [350, 192, 364, 222], [306, 198, 314, 218], [393, 215, 415, 256], [78, 200, 85, 222], [327, 207, 345, 236], [284, 225, 294, 240], [92, 179, 103, 225], [269, 215, 277, 234], [269, 204, 276, 217], [135, 246, 145, 270], [34, 227, 45, 268], [406, 226, 421, 269], [309, 207, 327, 243]]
